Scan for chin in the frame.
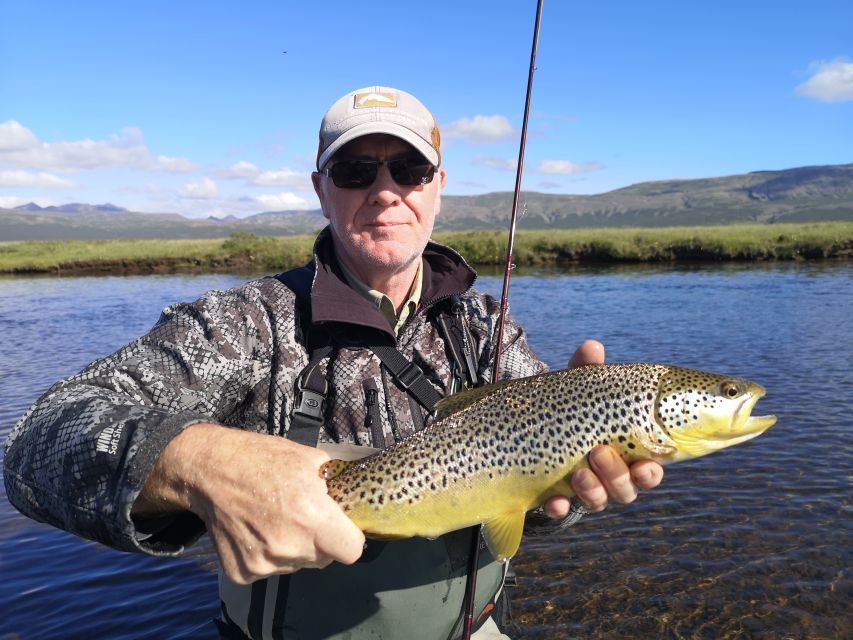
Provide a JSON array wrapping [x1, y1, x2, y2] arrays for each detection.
[[362, 237, 423, 264]]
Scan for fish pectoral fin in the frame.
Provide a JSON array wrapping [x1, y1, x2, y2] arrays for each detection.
[[320, 459, 353, 480], [481, 511, 526, 562], [633, 429, 678, 457]]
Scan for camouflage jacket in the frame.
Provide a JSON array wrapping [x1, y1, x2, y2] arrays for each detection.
[[4, 228, 549, 556]]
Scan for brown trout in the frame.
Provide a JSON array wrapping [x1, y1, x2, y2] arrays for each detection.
[[323, 364, 776, 561]]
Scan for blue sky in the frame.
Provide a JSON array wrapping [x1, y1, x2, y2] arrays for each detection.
[[1, 0, 851, 219]]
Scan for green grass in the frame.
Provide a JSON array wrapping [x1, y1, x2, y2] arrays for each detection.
[[435, 222, 853, 264], [0, 223, 850, 275], [0, 232, 316, 274]]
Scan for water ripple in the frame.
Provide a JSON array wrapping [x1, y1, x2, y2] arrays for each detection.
[[2, 263, 851, 638]]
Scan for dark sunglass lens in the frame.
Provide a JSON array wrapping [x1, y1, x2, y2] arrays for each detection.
[[330, 161, 379, 188], [389, 160, 435, 186]]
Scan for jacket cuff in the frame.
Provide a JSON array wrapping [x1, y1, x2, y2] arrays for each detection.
[[523, 502, 587, 537], [121, 413, 210, 555]]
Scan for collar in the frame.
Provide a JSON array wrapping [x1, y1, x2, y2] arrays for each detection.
[[338, 259, 422, 335], [307, 227, 476, 340]]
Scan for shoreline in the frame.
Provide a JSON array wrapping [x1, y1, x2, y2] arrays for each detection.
[[2, 223, 851, 277]]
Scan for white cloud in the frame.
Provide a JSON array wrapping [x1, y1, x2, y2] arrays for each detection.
[[19, 127, 150, 171], [219, 161, 260, 179], [535, 160, 605, 175], [443, 115, 516, 143], [178, 178, 219, 199], [0, 121, 205, 173], [796, 58, 853, 103], [474, 156, 517, 171], [0, 121, 39, 150], [0, 170, 77, 188], [254, 192, 313, 210], [156, 155, 198, 172], [214, 162, 311, 189], [253, 167, 311, 188]]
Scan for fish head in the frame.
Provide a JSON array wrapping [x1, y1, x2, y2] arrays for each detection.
[[654, 367, 777, 462]]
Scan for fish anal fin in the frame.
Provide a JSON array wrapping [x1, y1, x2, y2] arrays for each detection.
[[320, 459, 352, 480], [481, 511, 526, 562]]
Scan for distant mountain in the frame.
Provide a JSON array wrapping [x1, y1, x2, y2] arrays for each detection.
[[0, 207, 327, 241], [2, 164, 851, 241], [14, 202, 128, 214], [437, 163, 853, 229]]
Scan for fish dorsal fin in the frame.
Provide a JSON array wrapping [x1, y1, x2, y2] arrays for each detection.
[[481, 510, 527, 562], [434, 378, 521, 420], [320, 459, 353, 480]]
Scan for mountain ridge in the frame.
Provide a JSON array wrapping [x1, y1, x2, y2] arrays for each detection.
[[2, 163, 851, 241]]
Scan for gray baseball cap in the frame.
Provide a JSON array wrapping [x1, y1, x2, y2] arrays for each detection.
[[316, 86, 441, 171]]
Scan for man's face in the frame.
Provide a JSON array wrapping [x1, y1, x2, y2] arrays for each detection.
[[312, 134, 446, 280]]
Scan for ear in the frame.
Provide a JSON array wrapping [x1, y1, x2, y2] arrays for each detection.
[[312, 171, 331, 220], [433, 167, 447, 218]]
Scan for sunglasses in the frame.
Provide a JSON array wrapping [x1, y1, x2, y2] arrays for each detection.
[[324, 159, 436, 189]]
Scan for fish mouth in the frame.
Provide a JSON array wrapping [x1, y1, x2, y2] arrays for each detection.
[[734, 387, 777, 437]]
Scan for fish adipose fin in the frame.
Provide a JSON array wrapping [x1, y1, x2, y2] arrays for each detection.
[[482, 511, 527, 562]]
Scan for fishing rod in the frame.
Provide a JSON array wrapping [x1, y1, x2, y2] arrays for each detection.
[[460, 1, 545, 637]]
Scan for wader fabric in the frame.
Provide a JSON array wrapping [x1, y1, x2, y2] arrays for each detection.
[[219, 524, 507, 640]]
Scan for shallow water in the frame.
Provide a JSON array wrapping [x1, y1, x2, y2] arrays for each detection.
[[1, 263, 851, 639]]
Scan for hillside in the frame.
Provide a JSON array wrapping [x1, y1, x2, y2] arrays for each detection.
[[437, 163, 853, 229], [2, 163, 851, 241]]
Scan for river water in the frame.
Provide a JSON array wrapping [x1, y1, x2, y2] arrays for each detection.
[[0, 262, 850, 639]]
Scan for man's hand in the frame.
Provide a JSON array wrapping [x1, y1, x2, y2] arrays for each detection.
[[541, 340, 665, 518], [133, 424, 365, 584]]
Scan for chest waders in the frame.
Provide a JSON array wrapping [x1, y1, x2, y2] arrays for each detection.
[[216, 267, 511, 640]]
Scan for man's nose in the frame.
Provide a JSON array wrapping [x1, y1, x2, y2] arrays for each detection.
[[367, 164, 402, 206]]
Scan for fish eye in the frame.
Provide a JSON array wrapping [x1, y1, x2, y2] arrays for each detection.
[[721, 381, 741, 399]]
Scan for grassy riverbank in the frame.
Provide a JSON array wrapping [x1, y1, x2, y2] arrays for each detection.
[[1, 223, 850, 275]]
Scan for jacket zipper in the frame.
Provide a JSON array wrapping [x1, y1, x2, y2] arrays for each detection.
[[362, 378, 384, 447], [379, 367, 403, 443]]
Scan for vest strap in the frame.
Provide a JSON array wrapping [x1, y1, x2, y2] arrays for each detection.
[[288, 344, 333, 446], [368, 344, 443, 412]]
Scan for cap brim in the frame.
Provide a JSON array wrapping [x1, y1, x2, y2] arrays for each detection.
[[317, 122, 439, 171]]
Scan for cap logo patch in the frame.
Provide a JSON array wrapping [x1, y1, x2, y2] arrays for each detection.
[[354, 92, 397, 108]]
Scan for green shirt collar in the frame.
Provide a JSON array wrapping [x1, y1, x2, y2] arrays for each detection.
[[338, 260, 422, 335]]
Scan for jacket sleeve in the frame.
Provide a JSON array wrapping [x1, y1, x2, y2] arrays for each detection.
[[3, 283, 277, 556]]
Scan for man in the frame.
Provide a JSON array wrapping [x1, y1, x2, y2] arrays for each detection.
[[4, 86, 663, 639]]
